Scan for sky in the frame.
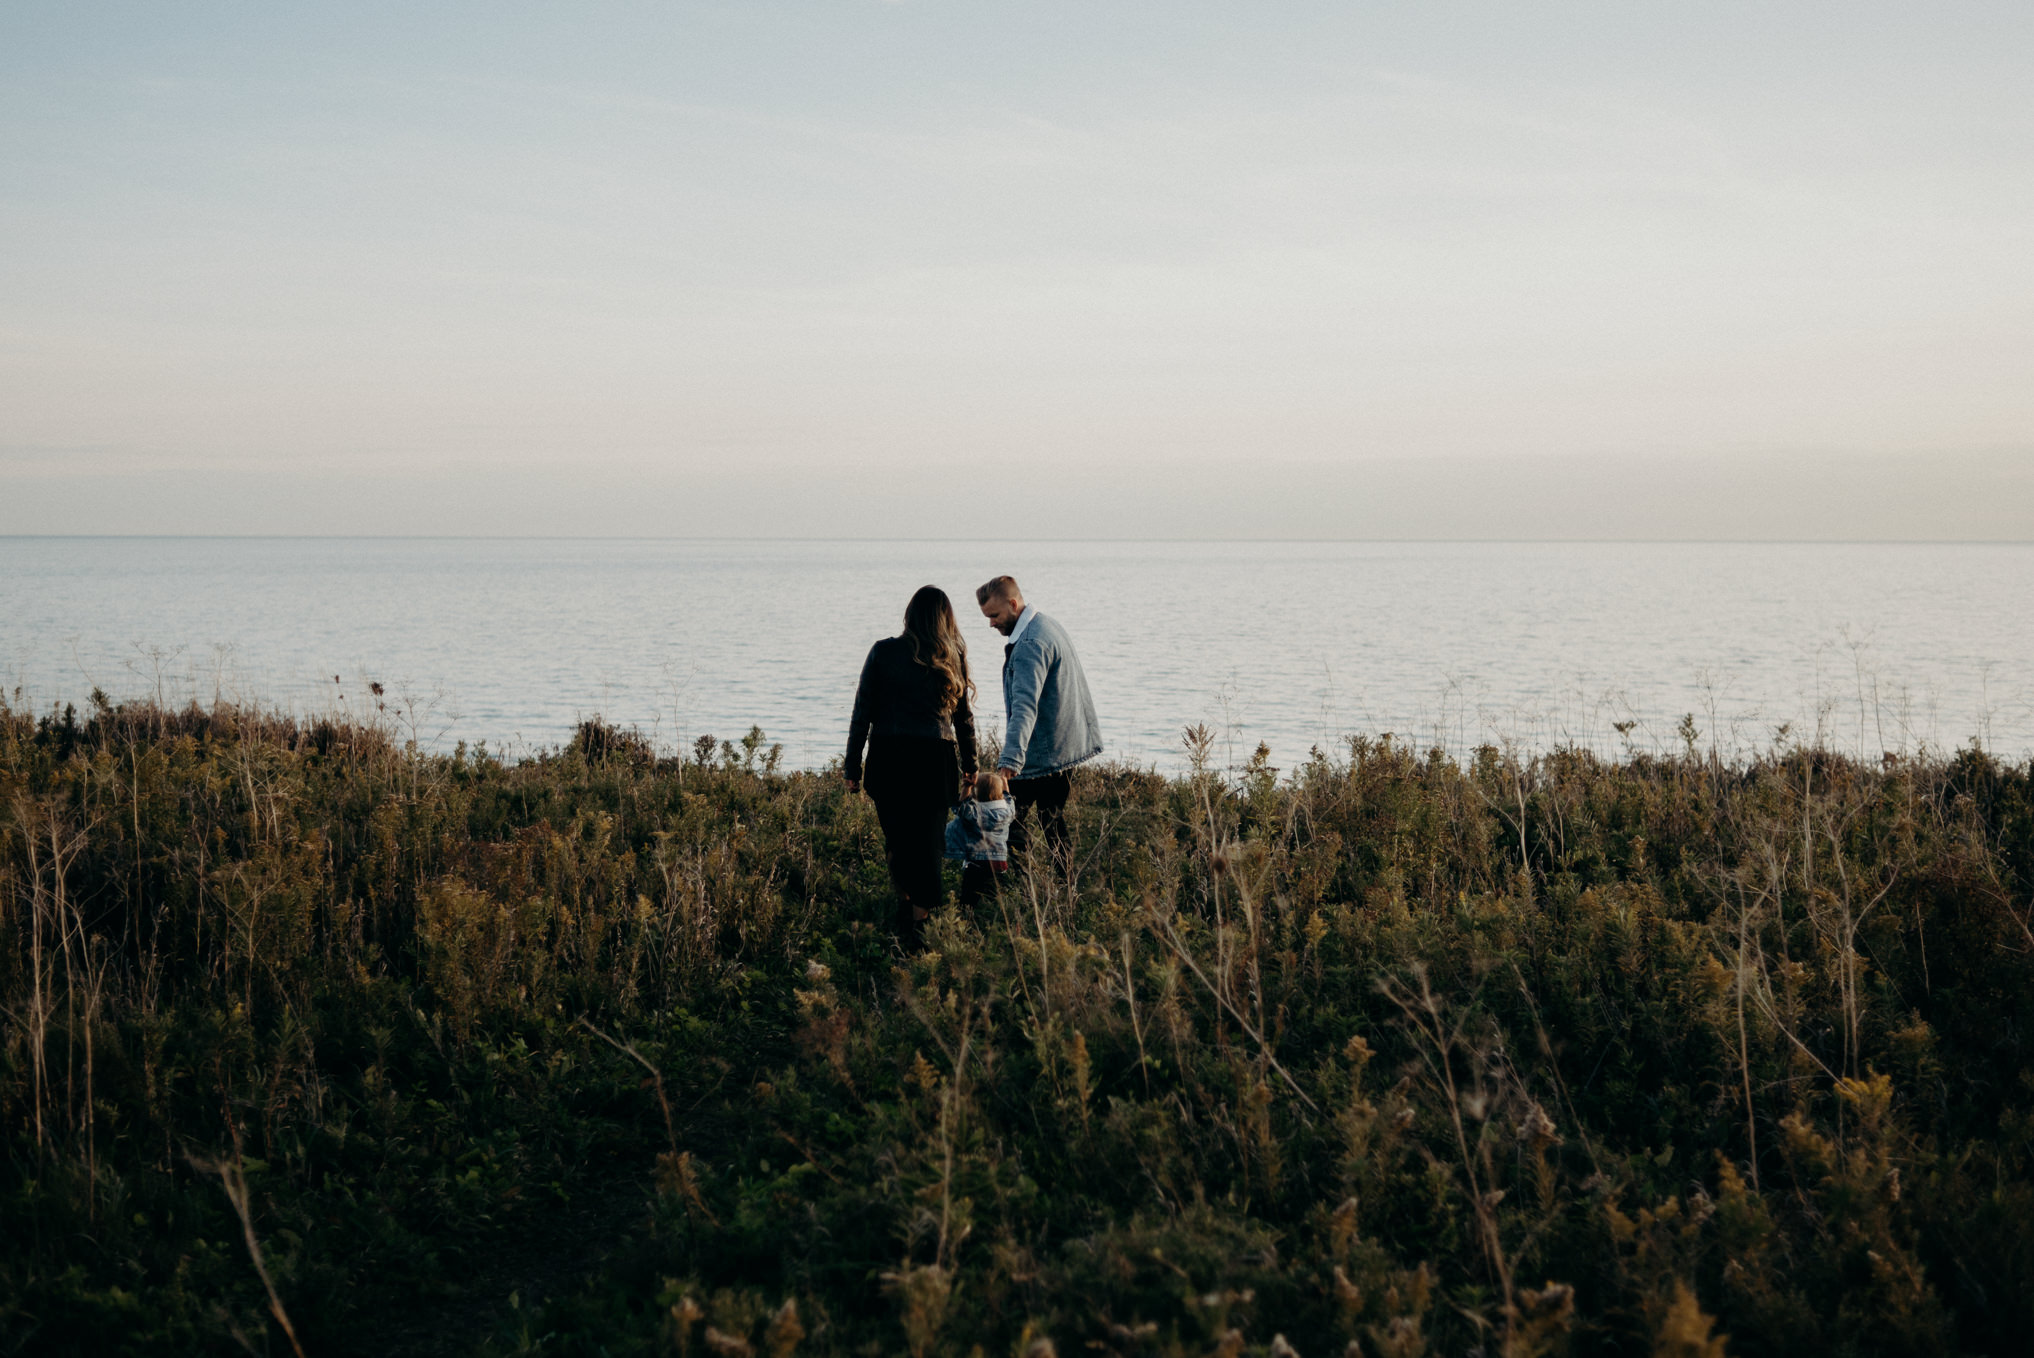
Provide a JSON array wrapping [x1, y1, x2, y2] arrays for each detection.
[[2, 1, 2031, 537]]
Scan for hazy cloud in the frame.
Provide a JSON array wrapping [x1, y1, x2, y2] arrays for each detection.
[[2, 2, 2030, 535]]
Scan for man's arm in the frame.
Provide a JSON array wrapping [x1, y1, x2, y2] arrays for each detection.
[[998, 636, 1047, 776]]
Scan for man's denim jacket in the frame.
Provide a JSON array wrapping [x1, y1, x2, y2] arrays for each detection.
[[998, 609, 1103, 778]]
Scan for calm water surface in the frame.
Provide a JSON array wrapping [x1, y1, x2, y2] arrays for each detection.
[[2, 539, 2030, 770]]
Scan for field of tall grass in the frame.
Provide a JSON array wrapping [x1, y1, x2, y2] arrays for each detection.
[[5, 690, 2034, 1356]]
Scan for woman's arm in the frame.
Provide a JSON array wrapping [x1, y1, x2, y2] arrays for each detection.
[[844, 642, 881, 788], [951, 687, 977, 798]]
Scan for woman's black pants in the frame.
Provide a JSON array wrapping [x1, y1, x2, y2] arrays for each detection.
[[864, 735, 958, 945]]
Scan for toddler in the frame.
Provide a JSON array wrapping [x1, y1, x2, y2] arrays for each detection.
[[945, 770, 1015, 906]]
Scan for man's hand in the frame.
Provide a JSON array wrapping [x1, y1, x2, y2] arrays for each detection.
[[998, 766, 1018, 782]]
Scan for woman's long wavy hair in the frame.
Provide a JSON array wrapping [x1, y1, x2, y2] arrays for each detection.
[[901, 585, 974, 716]]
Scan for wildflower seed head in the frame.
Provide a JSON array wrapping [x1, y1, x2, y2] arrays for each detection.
[[1516, 1102, 1561, 1148]]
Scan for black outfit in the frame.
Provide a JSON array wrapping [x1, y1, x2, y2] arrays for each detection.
[[1008, 769, 1072, 860], [846, 637, 976, 946], [1002, 639, 1073, 860], [959, 860, 1007, 910]]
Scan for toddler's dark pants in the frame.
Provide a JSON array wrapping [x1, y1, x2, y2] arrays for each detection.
[[959, 860, 1007, 909]]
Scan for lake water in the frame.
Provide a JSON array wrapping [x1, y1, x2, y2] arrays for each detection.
[[2, 538, 2031, 771]]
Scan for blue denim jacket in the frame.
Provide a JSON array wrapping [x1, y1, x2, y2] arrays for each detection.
[[999, 610, 1103, 778]]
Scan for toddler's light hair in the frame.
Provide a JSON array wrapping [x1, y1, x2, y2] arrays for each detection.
[[974, 770, 1007, 801]]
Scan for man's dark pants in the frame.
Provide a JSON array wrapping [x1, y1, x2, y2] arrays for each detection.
[[1009, 770, 1072, 861]]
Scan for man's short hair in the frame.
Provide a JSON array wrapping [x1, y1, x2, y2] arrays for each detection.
[[976, 575, 1022, 607]]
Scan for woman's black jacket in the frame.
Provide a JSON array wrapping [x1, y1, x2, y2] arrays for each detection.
[[844, 636, 976, 790]]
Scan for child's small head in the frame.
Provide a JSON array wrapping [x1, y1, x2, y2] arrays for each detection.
[[974, 770, 1007, 802]]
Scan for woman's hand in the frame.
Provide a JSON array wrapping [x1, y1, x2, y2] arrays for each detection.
[[844, 774, 860, 793]]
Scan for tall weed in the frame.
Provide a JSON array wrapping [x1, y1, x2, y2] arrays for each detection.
[[3, 695, 2033, 1355]]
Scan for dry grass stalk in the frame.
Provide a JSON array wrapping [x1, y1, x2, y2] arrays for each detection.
[[194, 1152, 308, 1358]]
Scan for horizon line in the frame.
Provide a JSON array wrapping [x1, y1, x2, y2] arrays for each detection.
[[5, 534, 2034, 546]]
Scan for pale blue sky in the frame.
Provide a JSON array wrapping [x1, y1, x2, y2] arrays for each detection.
[[3, 2, 2031, 535]]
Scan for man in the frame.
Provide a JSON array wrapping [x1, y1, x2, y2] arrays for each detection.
[[976, 575, 1102, 860]]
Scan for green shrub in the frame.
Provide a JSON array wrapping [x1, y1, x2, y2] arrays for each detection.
[[4, 695, 2033, 1355]]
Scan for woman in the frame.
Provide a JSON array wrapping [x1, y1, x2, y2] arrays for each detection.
[[844, 585, 977, 949]]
